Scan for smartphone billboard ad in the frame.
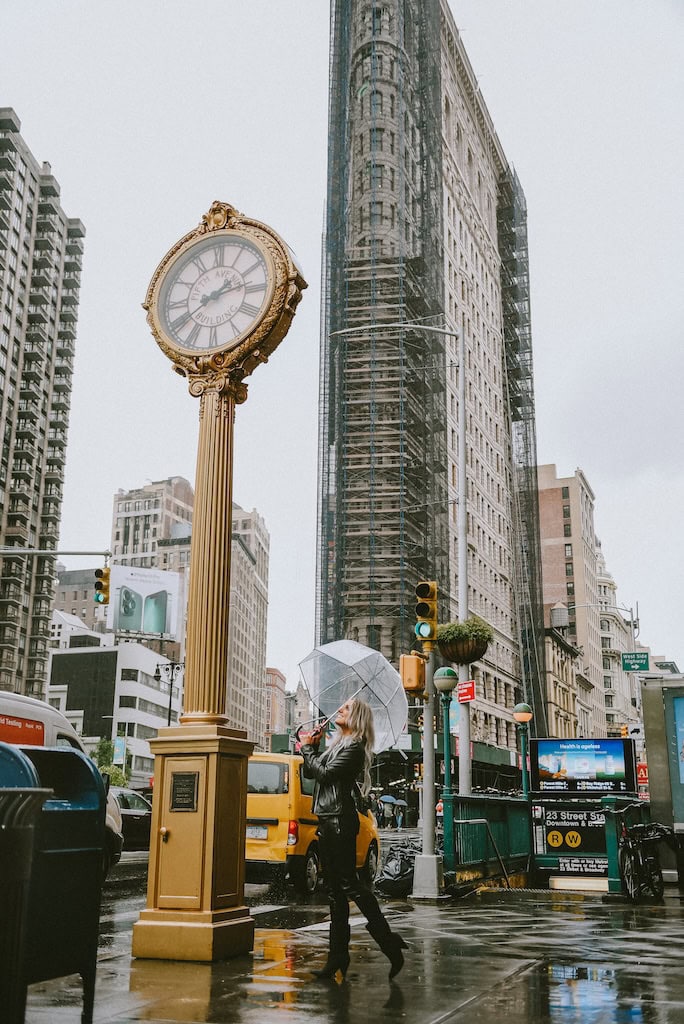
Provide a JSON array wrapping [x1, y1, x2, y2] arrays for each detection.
[[107, 566, 180, 639], [530, 738, 637, 797]]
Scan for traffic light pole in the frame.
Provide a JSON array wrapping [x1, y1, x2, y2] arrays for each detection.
[[412, 645, 444, 898]]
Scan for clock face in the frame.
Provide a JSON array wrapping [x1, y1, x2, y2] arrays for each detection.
[[156, 232, 273, 353]]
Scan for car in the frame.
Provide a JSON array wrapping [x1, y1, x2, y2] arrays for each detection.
[[0, 691, 124, 878], [110, 786, 153, 850], [245, 751, 380, 894]]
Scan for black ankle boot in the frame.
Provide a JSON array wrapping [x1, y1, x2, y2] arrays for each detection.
[[386, 934, 408, 980], [365, 920, 408, 980], [313, 952, 350, 981]]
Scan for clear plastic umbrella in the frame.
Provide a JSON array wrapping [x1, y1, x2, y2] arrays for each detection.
[[299, 640, 408, 753]]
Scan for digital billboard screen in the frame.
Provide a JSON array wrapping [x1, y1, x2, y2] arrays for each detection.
[[529, 738, 637, 797]]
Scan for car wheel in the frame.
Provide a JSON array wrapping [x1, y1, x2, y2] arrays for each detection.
[[362, 841, 379, 883], [294, 846, 320, 894]]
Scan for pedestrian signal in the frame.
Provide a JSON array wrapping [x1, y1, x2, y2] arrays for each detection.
[[400, 653, 425, 693], [415, 580, 438, 641], [94, 567, 111, 605]]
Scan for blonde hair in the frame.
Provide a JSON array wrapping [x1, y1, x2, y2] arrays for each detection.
[[332, 697, 375, 797]]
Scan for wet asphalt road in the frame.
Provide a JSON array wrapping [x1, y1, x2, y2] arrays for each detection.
[[24, 852, 684, 1023]]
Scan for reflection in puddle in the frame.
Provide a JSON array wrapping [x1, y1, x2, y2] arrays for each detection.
[[546, 965, 646, 1023]]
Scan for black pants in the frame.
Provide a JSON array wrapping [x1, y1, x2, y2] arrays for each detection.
[[317, 817, 392, 946]]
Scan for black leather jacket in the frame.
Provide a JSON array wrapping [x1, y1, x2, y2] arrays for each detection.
[[301, 738, 364, 822]]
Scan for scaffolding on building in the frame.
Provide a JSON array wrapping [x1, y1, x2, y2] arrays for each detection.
[[317, 0, 449, 661], [497, 167, 548, 736]]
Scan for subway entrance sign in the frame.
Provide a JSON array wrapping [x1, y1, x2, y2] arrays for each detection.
[[622, 652, 650, 672]]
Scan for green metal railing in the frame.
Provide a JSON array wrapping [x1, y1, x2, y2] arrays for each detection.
[[444, 794, 531, 881]]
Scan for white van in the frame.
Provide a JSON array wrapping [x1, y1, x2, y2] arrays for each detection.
[[0, 691, 124, 877]]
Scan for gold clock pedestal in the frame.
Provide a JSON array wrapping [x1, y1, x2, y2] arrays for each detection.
[[133, 202, 306, 963], [132, 723, 254, 961]]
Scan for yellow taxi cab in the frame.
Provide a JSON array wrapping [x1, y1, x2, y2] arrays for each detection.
[[245, 751, 380, 894]]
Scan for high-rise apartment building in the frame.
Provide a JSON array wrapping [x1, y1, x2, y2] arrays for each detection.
[[264, 666, 288, 746], [317, 2, 546, 746], [0, 108, 84, 697]]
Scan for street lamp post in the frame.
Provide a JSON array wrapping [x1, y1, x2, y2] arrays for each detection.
[[154, 661, 184, 727], [434, 667, 458, 874], [512, 702, 534, 798]]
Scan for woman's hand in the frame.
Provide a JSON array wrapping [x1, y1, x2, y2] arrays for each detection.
[[299, 726, 324, 746]]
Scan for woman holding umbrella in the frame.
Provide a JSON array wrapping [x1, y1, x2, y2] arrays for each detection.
[[299, 697, 407, 983]]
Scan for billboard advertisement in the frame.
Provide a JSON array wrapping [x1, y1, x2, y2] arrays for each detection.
[[107, 565, 181, 639], [529, 738, 637, 797]]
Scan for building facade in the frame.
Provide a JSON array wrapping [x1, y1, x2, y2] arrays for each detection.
[[264, 666, 288, 745], [53, 565, 107, 632], [153, 501, 270, 748], [0, 108, 84, 697], [538, 464, 603, 734], [48, 640, 181, 790], [110, 476, 194, 568], [317, 1, 546, 750]]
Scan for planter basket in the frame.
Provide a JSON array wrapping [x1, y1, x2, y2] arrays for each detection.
[[437, 637, 489, 665]]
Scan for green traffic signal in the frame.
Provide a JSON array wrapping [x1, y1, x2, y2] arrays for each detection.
[[94, 566, 111, 605]]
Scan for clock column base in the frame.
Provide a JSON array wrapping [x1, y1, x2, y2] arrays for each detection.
[[132, 723, 254, 962]]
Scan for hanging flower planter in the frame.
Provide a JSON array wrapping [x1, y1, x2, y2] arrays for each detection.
[[436, 617, 493, 665]]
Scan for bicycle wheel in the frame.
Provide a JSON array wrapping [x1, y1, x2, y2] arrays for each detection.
[[646, 851, 665, 901], [619, 845, 640, 900]]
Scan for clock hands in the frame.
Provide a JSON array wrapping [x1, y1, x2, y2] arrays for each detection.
[[199, 275, 242, 306]]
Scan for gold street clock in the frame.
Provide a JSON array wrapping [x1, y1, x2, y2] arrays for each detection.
[[144, 201, 306, 397]]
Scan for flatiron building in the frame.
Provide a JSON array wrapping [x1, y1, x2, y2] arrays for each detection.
[[317, 2, 547, 744]]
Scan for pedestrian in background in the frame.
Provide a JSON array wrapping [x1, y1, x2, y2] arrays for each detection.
[[300, 699, 407, 982]]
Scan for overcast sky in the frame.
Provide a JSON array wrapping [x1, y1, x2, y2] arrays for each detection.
[[2, 1, 683, 685]]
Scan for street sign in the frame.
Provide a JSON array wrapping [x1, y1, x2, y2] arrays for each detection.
[[457, 679, 475, 703], [636, 763, 649, 785], [621, 652, 649, 672]]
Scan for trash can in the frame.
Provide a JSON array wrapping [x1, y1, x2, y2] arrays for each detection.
[[0, 742, 106, 1024], [0, 785, 52, 1024]]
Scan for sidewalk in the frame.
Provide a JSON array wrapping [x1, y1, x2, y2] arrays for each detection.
[[24, 884, 684, 1023]]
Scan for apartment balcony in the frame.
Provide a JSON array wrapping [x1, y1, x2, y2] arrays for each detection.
[[8, 499, 30, 521], [36, 211, 59, 233], [44, 464, 64, 483], [0, 147, 17, 173], [31, 268, 51, 289], [44, 484, 62, 499], [58, 321, 76, 339], [31, 619, 50, 640], [47, 428, 67, 447], [26, 657, 47, 683], [3, 520, 30, 543], [0, 624, 19, 647], [35, 559, 55, 580], [21, 360, 42, 384], [33, 249, 56, 269], [50, 391, 70, 413], [18, 399, 40, 420], [61, 289, 79, 306], [13, 434, 37, 458], [59, 307, 77, 323], [41, 504, 60, 524], [0, 650, 18, 671], [0, 207, 9, 231], [66, 236, 84, 255], [63, 254, 82, 272], [38, 196, 59, 216], [63, 272, 81, 290], [33, 233, 58, 250], [52, 372, 71, 392], [56, 336, 74, 358], [39, 171, 60, 197], [28, 306, 49, 324], [11, 461, 33, 481], [20, 378, 41, 401], [0, 583, 21, 604]]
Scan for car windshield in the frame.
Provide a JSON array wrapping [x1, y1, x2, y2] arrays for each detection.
[[247, 762, 288, 794]]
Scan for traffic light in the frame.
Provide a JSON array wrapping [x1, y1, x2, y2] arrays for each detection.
[[94, 566, 111, 605], [415, 580, 438, 642], [620, 724, 628, 738], [400, 652, 425, 693]]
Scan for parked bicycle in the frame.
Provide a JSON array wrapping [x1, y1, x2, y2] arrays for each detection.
[[616, 805, 676, 902]]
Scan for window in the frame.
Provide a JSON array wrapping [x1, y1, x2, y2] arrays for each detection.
[[247, 761, 288, 795], [566, 582, 575, 596], [565, 562, 574, 577], [120, 668, 139, 682], [604, 694, 614, 708], [565, 544, 572, 557], [119, 695, 136, 708], [604, 676, 612, 689], [562, 505, 571, 519], [563, 524, 571, 538], [561, 486, 570, 499]]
